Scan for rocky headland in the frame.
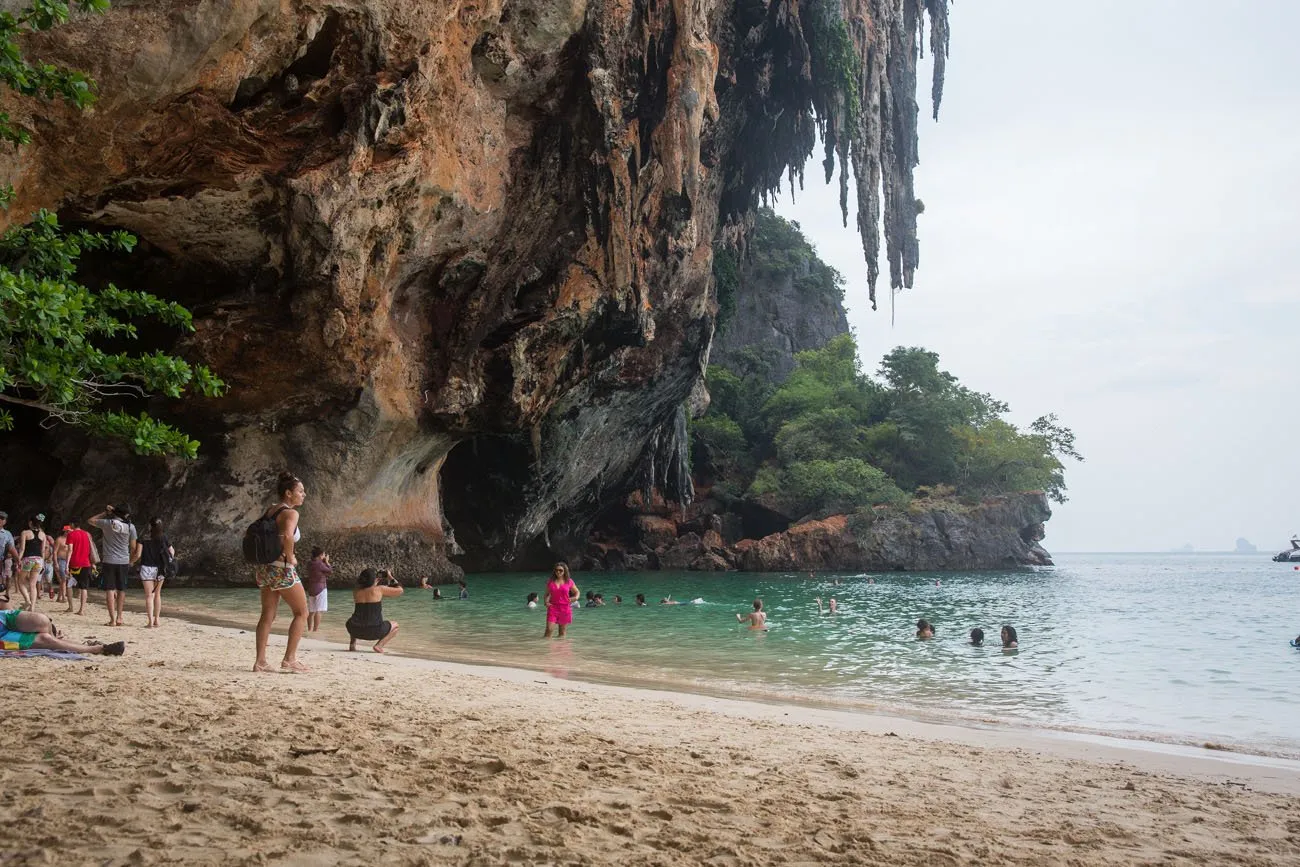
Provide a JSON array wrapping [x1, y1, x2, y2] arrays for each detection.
[[0, 0, 1024, 580]]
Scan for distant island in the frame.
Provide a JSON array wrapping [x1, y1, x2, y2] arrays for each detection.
[[1234, 538, 1257, 554]]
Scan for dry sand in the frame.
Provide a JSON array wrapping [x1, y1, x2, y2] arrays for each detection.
[[1, 616, 1298, 866]]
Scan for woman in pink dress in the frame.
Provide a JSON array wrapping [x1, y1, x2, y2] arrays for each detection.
[[542, 562, 579, 638]]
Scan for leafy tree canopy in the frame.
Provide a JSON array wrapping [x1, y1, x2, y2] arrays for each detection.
[[0, 0, 225, 457], [692, 334, 1082, 517]]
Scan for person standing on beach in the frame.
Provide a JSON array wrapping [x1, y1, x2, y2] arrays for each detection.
[[138, 518, 175, 628], [543, 562, 578, 638], [0, 512, 17, 600], [52, 527, 71, 605], [88, 505, 138, 627], [64, 521, 95, 615], [15, 515, 50, 611], [737, 599, 767, 630], [304, 548, 331, 633], [252, 472, 310, 673]]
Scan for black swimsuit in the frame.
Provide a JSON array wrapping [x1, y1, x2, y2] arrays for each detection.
[[345, 600, 391, 642]]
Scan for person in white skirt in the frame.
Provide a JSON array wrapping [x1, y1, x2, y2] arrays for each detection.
[[304, 547, 332, 632]]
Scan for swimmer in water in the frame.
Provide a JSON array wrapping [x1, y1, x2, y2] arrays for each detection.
[[916, 619, 935, 639], [970, 627, 984, 646], [1001, 624, 1018, 649], [737, 599, 767, 630], [635, 594, 646, 606], [526, 592, 538, 609], [814, 597, 837, 615]]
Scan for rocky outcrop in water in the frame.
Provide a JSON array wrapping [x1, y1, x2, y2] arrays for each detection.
[[0, 0, 950, 579], [587, 490, 1052, 572]]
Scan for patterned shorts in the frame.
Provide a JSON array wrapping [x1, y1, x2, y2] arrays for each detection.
[[253, 561, 300, 591]]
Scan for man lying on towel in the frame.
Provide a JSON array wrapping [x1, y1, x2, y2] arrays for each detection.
[[1, 609, 124, 656]]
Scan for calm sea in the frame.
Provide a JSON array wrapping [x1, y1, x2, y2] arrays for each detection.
[[167, 553, 1300, 755]]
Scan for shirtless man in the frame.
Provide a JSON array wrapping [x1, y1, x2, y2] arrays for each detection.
[[0, 608, 124, 655], [736, 599, 767, 629]]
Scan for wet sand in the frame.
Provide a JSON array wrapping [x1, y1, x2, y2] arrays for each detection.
[[0, 617, 1297, 865]]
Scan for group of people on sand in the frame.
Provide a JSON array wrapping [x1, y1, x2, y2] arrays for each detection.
[[915, 620, 1019, 648], [0, 506, 171, 626], [0, 503, 179, 659]]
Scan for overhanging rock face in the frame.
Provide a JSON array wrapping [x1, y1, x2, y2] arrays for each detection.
[[0, 0, 950, 577]]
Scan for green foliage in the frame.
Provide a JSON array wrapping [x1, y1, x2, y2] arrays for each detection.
[[0, 1, 226, 456], [749, 209, 844, 302], [754, 458, 909, 516], [693, 333, 1082, 518], [805, 0, 861, 125], [712, 245, 739, 332]]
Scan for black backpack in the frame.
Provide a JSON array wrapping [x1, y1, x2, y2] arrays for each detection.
[[242, 506, 288, 564]]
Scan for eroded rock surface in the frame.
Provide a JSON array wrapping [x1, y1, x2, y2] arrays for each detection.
[[0, 0, 950, 579]]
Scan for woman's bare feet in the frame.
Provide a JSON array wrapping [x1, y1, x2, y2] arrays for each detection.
[[373, 645, 387, 654], [280, 659, 310, 673], [252, 661, 275, 673]]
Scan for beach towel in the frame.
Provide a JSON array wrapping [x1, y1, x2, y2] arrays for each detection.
[[0, 649, 88, 661]]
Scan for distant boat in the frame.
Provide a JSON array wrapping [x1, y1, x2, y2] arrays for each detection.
[[1272, 537, 1300, 562]]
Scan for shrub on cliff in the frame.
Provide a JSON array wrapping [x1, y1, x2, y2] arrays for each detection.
[[694, 332, 1082, 516], [0, 1, 224, 456]]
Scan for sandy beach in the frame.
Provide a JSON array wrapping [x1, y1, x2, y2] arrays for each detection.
[[1, 616, 1298, 866]]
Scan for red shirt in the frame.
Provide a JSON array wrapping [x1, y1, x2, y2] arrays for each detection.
[[67, 528, 93, 569]]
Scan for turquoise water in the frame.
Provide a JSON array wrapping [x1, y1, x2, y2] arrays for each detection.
[[167, 553, 1300, 755]]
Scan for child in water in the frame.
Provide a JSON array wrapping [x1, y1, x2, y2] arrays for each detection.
[[526, 592, 538, 609], [970, 627, 985, 646], [916, 619, 935, 639], [737, 599, 767, 630]]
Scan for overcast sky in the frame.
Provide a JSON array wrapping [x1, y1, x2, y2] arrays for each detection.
[[773, 0, 1300, 553]]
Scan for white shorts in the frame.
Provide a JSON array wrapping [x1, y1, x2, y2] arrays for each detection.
[[139, 565, 161, 582], [308, 589, 328, 613]]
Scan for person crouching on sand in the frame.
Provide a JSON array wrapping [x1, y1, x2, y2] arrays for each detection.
[[916, 619, 935, 639], [1, 608, 124, 656], [345, 568, 402, 653], [737, 599, 767, 630], [543, 562, 578, 638]]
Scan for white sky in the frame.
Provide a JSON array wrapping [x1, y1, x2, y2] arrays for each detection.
[[773, 0, 1300, 553]]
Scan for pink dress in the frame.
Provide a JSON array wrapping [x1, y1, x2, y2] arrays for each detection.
[[545, 579, 575, 625]]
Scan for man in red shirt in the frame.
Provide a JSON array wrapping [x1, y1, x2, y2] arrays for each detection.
[[64, 522, 96, 616]]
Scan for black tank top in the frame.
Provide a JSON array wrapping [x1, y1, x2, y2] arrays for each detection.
[[347, 600, 383, 628], [22, 533, 43, 558]]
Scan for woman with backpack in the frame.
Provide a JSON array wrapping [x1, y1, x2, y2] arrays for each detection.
[[138, 517, 175, 628], [252, 471, 310, 673]]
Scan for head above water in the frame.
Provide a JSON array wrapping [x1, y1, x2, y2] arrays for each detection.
[[526, 592, 538, 603], [357, 567, 378, 588], [917, 619, 934, 636], [635, 593, 646, 605], [970, 628, 985, 646], [752, 599, 763, 611], [1001, 625, 1018, 646]]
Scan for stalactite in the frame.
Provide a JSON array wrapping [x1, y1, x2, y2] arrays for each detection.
[[801, 0, 951, 310]]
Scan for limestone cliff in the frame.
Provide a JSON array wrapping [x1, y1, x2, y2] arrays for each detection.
[[710, 210, 849, 381], [0, 0, 951, 579]]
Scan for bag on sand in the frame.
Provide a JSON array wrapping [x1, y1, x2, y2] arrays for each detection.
[[241, 506, 288, 564]]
